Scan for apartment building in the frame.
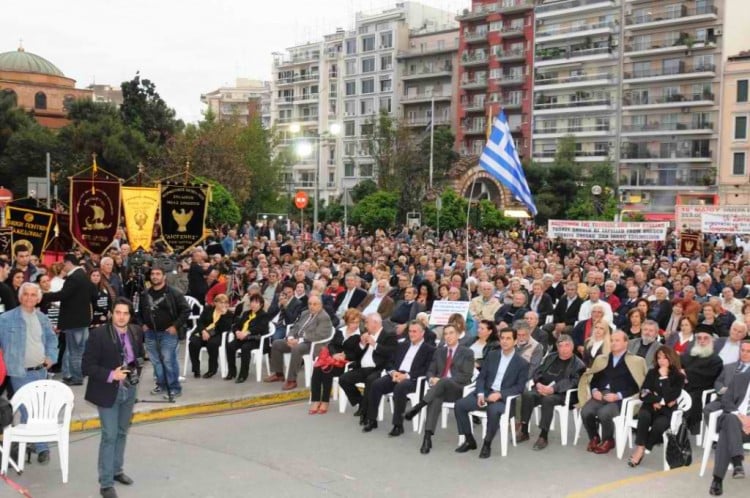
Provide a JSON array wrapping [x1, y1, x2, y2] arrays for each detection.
[[457, 0, 535, 158], [201, 78, 271, 127], [718, 51, 750, 205]]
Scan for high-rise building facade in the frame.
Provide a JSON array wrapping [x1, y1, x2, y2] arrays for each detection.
[[201, 78, 271, 127], [718, 51, 750, 206]]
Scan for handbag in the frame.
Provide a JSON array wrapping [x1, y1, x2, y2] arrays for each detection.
[[313, 347, 348, 373], [665, 420, 692, 469]]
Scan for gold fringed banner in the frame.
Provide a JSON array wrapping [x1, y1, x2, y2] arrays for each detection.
[[121, 186, 160, 251]]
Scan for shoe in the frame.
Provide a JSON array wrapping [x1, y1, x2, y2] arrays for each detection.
[[113, 473, 134, 485], [318, 404, 329, 415], [362, 420, 378, 432], [193, 372, 200, 378], [733, 465, 745, 479], [359, 415, 367, 426], [100, 487, 118, 498], [235, 376, 247, 384], [593, 439, 615, 454], [404, 406, 420, 421], [282, 380, 297, 390], [709, 478, 723, 496], [224, 373, 236, 380], [455, 437, 478, 453], [516, 431, 530, 443], [162, 391, 182, 400], [627, 454, 643, 468], [479, 442, 491, 459], [63, 378, 83, 386], [202, 371, 217, 379], [420, 434, 432, 455], [353, 406, 364, 417], [150, 386, 162, 395], [37, 450, 50, 464], [388, 425, 404, 437], [308, 407, 319, 415], [532, 437, 548, 451], [263, 373, 284, 382], [587, 436, 600, 452]]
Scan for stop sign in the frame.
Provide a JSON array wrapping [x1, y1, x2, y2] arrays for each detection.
[[294, 191, 309, 209], [0, 186, 12, 207]]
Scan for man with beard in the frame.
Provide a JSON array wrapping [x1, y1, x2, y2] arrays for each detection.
[[627, 319, 660, 366], [681, 325, 724, 434]]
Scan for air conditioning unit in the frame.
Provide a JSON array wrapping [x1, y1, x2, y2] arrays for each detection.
[[641, 192, 651, 202], [715, 27, 722, 36]]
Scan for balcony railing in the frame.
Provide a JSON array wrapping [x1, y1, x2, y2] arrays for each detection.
[[618, 170, 717, 188], [623, 92, 715, 106], [464, 30, 488, 43], [457, 3, 497, 20], [534, 124, 611, 134], [462, 99, 487, 111], [461, 77, 489, 88], [535, 72, 614, 87], [500, 24, 526, 37], [461, 53, 489, 66], [497, 0, 534, 13], [402, 66, 453, 78], [533, 150, 609, 159], [276, 73, 320, 84], [496, 48, 526, 61], [396, 42, 459, 59], [624, 63, 716, 80], [496, 72, 525, 85], [621, 121, 714, 132], [536, 0, 615, 15], [536, 45, 615, 62], [537, 21, 616, 39], [402, 90, 453, 102], [534, 98, 612, 110], [404, 116, 451, 127], [625, 34, 717, 53], [625, 3, 718, 26], [620, 147, 713, 160]]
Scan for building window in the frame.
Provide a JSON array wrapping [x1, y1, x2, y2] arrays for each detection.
[[344, 141, 356, 156], [344, 161, 355, 177], [380, 32, 392, 49], [360, 99, 374, 115], [738, 80, 749, 103], [361, 79, 375, 94], [735, 115, 748, 140], [361, 123, 373, 135], [733, 152, 746, 176], [360, 163, 373, 177], [345, 81, 356, 96], [345, 60, 356, 75], [380, 78, 392, 92], [345, 39, 356, 54], [362, 58, 375, 73], [344, 121, 355, 136], [362, 36, 375, 52], [379, 97, 391, 112], [380, 55, 392, 71], [34, 92, 47, 110]]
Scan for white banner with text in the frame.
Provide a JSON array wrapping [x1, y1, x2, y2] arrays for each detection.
[[547, 220, 669, 241]]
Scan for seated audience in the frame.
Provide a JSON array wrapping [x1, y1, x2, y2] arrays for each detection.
[[189, 293, 233, 378], [224, 294, 270, 383], [680, 325, 724, 434]]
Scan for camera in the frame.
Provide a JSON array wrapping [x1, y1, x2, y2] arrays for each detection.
[[124, 362, 140, 387]]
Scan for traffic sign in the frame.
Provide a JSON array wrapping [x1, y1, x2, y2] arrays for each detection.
[[294, 191, 309, 209]]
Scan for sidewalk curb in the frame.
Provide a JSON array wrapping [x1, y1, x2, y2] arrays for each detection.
[[70, 389, 310, 433]]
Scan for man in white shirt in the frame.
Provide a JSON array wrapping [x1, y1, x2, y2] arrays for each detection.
[[469, 282, 501, 323], [720, 287, 744, 319], [334, 273, 367, 319], [716, 321, 749, 366], [578, 286, 613, 325]]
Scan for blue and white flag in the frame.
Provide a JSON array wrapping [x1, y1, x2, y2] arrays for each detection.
[[478, 111, 537, 216]]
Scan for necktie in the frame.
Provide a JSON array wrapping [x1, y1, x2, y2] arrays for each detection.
[[441, 348, 453, 378], [297, 313, 315, 338]]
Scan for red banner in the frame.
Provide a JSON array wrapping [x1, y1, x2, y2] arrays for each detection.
[[70, 177, 121, 255]]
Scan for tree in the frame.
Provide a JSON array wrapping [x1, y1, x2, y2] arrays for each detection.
[[418, 125, 458, 187], [197, 176, 241, 226], [0, 123, 62, 196], [351, 190, 398, 233], [477, 199, 516, 231], [350, 179, 378, 202], [0, 91, 35, 157], [120, 73, 183, 149], [422, 189, 467, 231], [239, 117, 283, 220]]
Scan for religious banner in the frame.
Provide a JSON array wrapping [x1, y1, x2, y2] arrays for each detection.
[[700, 212, 750, 235], [121, 186, 160, 251], [70, 176, 122, 255], [0, 228, 12, 258], [675, 205, 750, 233], [4, 203, 55, 258], [679, 231, 701, 255], [159, 182, 209, 255], [547, 220, 669, 241]]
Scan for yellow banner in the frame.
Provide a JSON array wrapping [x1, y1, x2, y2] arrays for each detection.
[[121, 187, 159, 251]]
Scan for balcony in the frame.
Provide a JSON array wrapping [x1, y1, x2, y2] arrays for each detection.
[[401, 89, 453, 103], [534, 97, 613, 115], [620, 144, 713, 162], [535, 46, 617, 68], [295, 93, 319, 104], [500, 99, 524, 111], [464, 30, 488, 44], [498, 0, 534, 14], [534, 71, 616, 91], [536, 21, 617, 43], [463, 125, 487, 136], [396, 42, 459, 59], [461, 98, 487, 112], [401, 66, 453, 81], [461, 77, 489, 90], [618, 168, 717, 189], [275, 53, 321, 67], [533, 124, 613, 139], [533, 150, 610, 163], [499, 24, 526, 38], [456, 3, 497, 21], [625, 3, 718, 30], [404, 116, 452, 128], [623, 63, 716, 83], [496, 48, 526, 62], [495, 72, 525, 86], [276, 73, 320, 85], [277, 96, 295, 105], [535, 0, 617, 20], [461, 52, 489, 67], [621, 118, 714, 136], [624, 34, 718, 57]]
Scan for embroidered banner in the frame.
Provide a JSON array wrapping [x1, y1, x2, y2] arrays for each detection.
[[70, 176, 122, 255], [4, 203, 55, 258], [159, 182, 208, 255], [0, 228, 12, 258], [679, 231, 701, 255], [121, 186, 160, 251]]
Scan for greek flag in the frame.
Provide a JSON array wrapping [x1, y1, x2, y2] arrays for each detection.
[[479, 111, 537, 216]]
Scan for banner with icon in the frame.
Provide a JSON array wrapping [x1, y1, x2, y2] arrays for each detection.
[[0, 227, 12, 258], [121, 186, 160, 251], [159, 182, 208, 255], [4, 203, 55, 258], [679, 231, 701, 255], [70, 176, 122, 255]]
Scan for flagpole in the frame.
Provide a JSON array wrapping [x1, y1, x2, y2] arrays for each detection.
[[429, 97, 434, 190], [466, 105, 493, 274]]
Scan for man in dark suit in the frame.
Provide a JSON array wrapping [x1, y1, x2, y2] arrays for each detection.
[[704, 341, 750, 418], [454, 327, 528, 458], [404, 324, 475, 454], [43, 253, 97, 386], [82, 297, 144, 498], [494, 291, 529, 328], [615, 286, 640, 329], [709, 364, 750, 496], [363, 320, 435, 434], [648, 286, 672, 330], [383, 286, 424, 336], [339, 313, 398, 422], [333, 272, 368, 319], [358, 279, 396, 320], [627, 319, 660, 366], [267, 282, 303, 340], [544, 282, 582, 344]]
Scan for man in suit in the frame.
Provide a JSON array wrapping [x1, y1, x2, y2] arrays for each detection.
[[544, 282, 582, 343], [615, 286, 640, 329], [578, 331, 648, 454], [358, 279, 395, 320], [334, 272, 368, 319], [43, 253, 97, 386], [82, 297, 144, 498], [715, 321, 749, 366], [339, 313, 398, 422], [627, 319, 660, 366], [363, 320, 435, 435], [494, 291, 529, 328], [265, 294, 333, 390], [267, 282, 303, 340], [648, 286, 672, 330], [454, 327, 528, 458], [578, 286, 614, 325], [704, 341, 750, 418], [469, 281, 502, 323], [709, 364, 750, 496], [404, 324, 475, 454], [528, 280, 554, 325], [383, 286, 424, 337]]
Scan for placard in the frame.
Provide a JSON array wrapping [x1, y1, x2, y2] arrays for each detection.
[[547, 220, 668, 241], [429, 300, 471, 326], [675, 205, 750, 233], [700, 213, 750, 235]]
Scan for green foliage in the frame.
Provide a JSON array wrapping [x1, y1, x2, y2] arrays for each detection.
[[423, 189, 467, 231], [350, 179, 378, 202], [240, 117, 283, 219], [196, 176, 241, 226], [477, 199, 516, 231], [120, 73, 183, 147], [0, 123, 61, 196], [351, 190, 398, 233], [0, 91, 35, 156]]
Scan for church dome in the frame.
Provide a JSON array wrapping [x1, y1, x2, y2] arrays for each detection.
[[0, 47, 64, 77]]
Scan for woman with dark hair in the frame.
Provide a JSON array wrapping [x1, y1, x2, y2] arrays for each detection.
[[189, 293, 233, 378], [627, 345, 685, 467], [89, 267, 114, 327], [626, 308, 645, 339], [416, 281, 435, 312], [224, 294, 270, 383], [8, 268, 24, 306], [470, 320, 497, 369], [666, 316, 697, 354]]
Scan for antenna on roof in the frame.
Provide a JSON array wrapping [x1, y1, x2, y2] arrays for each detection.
[[18, 38, 24, 52]]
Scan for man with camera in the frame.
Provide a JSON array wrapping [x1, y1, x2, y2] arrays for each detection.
[[82, 297, 144, 498]]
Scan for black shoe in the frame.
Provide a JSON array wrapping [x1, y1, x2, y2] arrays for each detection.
[[420, 434, 432, 454], [101, 487, 118, 498], [362, 420, 378, 432], [353, 406, 364, 417], [113, 473, 134, 485], [37, 450, 50, 464], [63, 378, 83, 386], [479, 442, 491, 459], [388, 425, 404, 437], [202, 371, 217, 379], [193, 372, 200, 378], [733, 465, 745, 479], [404, 406, 421, 421], [359, 414, 367, 426], [235, 376, 247, 384], [455, 436, 478, 453], [224, 373, 236, 380], [709, 478, 723, 496]]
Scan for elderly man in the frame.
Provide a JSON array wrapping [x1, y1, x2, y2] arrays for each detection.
[[627, 319, 660, 366], [0, 282, 58, 464], [267, 293, 332, 390], [720, 287, 744, 319], [470, 281, 502, 323], [518, 334, 585, 450], [648, 286, 672, 330], [704, 340, 750, 419], [358, 279, 395, 319], [495, 291, 529, 328], [681, 325, 724, 434], [525, 311, 549, 350], [100, 256, 124, 297], [715, 321, 749, 365], [578, 331, 648, 454], [334, 272, 368, 319], [515, 320, 543, 378], [578, 286, 614, 325]]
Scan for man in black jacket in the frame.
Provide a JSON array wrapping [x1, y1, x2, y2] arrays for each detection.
[[82, 297, 144, 498], [44, 253, 97, 385], [544, 282, 582, 342], [363, 320, 435, 435], [0, 260, 17, 313]]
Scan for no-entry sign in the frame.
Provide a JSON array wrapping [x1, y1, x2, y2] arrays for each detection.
[[294, 191, 309, 209]]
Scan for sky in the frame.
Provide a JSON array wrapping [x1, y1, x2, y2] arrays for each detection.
[[1, 0, 469, 123]]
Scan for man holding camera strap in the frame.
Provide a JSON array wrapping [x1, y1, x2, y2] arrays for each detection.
[[82, 297, 144, 498]]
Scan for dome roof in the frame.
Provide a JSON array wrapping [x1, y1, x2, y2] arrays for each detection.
[[0, 47, 64, 77]]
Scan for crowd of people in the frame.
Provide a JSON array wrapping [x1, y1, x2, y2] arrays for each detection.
[[1, 221, 750, 496]]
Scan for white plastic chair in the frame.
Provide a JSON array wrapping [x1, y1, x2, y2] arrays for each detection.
[[531, 384, 578, 446], [335, 364, 385, 421], [1, 380, 74, 483], [467, 391, 521, 457], [573, 391, 635, 448], [284, 326, 335, 387], [181, 296, 204, 378], [696, 388, 716, 446], [700, 409, 722, 477], [661, 391, 692, 471]]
